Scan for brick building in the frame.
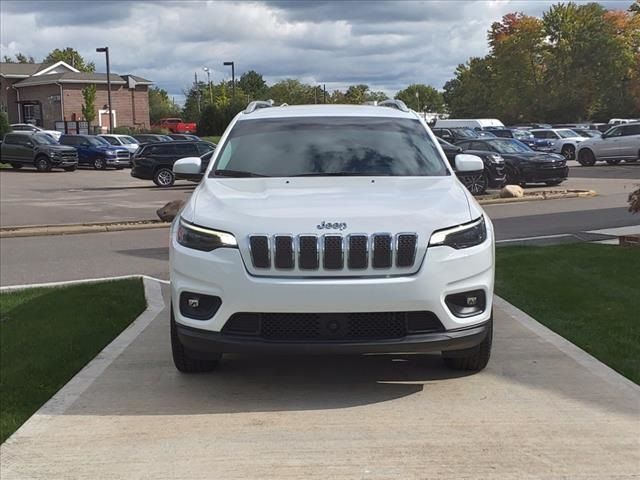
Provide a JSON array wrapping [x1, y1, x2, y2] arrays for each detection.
[[0, 61, 152, 132]]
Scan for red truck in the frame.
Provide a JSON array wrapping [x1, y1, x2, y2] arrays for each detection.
[[156, 118, 197, 134]]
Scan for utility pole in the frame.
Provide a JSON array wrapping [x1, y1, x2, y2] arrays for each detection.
[[96, 47, 112, 133], [223, 61, 235, 99], [323, 84, 326, 104], [203, 67, 213, 105], [195, 72, 200, 113]]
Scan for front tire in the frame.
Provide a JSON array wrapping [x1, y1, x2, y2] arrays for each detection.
[[93, 157, 107, 170], [35, 156, 51, 172], [442, 316, 492, 372], [561, 144, 575, 160], [461, 172, 488, 195], [577, 149, 596, 166], [171, 308, 221, 373], [153, 167, 175, 187], [505, 165, 523, 186]]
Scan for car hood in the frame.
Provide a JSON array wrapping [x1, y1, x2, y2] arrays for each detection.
[[45, 145, 77, 153], [188, 176, 474, 235], [500, 151, 565, 163]]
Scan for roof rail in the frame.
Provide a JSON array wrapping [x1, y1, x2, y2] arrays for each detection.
[[244, 99, 274, 114], [377, 99, 409, 112]]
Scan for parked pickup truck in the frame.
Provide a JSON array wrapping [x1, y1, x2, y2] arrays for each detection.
[[156, 118, 197, 134], [1, 132, 78, 172]]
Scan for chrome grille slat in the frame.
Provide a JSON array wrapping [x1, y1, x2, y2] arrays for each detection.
[[248, 233, 418, 271]]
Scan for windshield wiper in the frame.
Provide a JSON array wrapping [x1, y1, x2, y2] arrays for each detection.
[[213, 169, 268, 178], [292, 172, 369, 177]]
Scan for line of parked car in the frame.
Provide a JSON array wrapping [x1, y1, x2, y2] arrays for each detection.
[[0, 124, 215, 186], [430, 118, 640, 195]]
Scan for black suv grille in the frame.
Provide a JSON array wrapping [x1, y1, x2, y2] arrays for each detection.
[[222, 311, 443, 342]]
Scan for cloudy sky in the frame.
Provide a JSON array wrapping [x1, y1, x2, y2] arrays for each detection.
[[0, 0, 632, 104]]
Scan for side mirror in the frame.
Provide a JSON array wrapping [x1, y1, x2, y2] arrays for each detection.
[[455, 154, 484, 172], [173, 157, 202, 180]]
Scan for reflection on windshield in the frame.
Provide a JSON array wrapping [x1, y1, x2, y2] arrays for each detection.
[[490, 139, 532, 154], [212, 117, 449, 177], [557, 129, 578, 138], [32, 134, 57, 145]]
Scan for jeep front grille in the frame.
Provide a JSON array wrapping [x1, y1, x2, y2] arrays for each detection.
[[248, 233, 418, 271]]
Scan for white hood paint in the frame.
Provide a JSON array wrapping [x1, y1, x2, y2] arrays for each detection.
[[191, 176, 474, 235]]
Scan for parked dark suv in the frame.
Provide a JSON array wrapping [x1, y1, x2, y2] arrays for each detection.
[[437, 138, 506, 195], [131, 141, 216, 186], [432, 127, 479, 143], [0, 132, 78, 171]]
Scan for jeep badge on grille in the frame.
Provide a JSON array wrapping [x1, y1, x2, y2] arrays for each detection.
[[317, 221, 347, 231]]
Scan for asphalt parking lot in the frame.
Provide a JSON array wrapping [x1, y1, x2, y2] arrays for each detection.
[[1, 162, 639, 228], [1, 285, 638, 479]]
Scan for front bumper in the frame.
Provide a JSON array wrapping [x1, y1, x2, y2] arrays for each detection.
[[177, 321, 490, 355], [106, 156, 130, 167], [522, 165, 569, 183], [170, 222, 495, 354]]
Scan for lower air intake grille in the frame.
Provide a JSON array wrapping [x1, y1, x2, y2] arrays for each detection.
[[222, 311, 444, 342]]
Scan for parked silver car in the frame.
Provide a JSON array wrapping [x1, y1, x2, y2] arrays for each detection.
[[576, 123, 640, 166]]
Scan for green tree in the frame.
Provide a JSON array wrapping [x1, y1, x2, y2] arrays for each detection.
[[267, 79, 314, 104], [81, 84, 96, 124], [149, 87, 181, 124], [2, 53, 35, 63], [238, 70, 267, 101], [43, 48, 95, 72], [395, 84, 445, 112], [443, 57, 497, 118], [0, 111, 10, 139]]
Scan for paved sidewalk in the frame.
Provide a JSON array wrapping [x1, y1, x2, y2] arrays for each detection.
[[1, 285, 638, 479]]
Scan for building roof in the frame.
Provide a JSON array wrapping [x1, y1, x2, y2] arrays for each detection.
[[0, 62, 44, 78], [1, 60, 152, 87]]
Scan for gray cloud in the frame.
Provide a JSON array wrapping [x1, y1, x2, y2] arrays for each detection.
[[1, 0, 633, 104]]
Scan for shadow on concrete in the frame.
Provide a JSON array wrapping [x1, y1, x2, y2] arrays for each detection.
[[116, 247, 169, 260]]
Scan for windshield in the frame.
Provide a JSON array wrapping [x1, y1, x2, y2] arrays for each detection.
[[211, 117, 449, 177], [453, 128, 478, 138], [32, 133, 57, 145], [489, 139, 533, 154], [86, 136, 108, 146], [557, 129, 578, 138], [121, 136, 138, 144], [512, 130, 533, 140]]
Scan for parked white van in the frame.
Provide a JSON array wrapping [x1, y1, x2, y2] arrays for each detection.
[[434, 119, 505, 130]]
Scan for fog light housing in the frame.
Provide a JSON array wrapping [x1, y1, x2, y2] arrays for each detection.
[[179, 292, 221, 320], [445, 290, 486, 318]]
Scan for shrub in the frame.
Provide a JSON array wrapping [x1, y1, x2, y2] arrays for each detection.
[[0, 111, 10, 139], [113, 126, 135, 135]]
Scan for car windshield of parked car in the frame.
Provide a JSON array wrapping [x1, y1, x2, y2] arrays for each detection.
[[85, 136, 107, 146], [453, 128, 478, 138], [557, 129, 579, 138], [32, 133, 57, 145], [512, 130, 533, 140], [120, 136, 137, 144], [489, 139, 533, 154], [212, 117, 450, 177]]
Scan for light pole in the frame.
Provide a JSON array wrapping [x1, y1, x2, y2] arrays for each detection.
[[223, 61, 235, 99], [202, 67, 213, 105], [96, 47, 112, 133]]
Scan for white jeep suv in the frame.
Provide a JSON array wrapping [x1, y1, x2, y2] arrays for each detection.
[[576, 123, 640, 166], [170, 101, 495, 374], [530, 128, 586, 160]]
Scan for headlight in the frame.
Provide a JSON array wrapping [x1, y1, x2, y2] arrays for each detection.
[[488, 154, 503, 163], [106, 150, 117, 156], [177, 218, 237, 252], [429, 216, 487, 249]]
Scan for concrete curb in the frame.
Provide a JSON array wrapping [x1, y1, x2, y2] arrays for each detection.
[[0, 276, 166, 447], [494, 295, 639, 395], [0, 220, 170, 238], [478, 189, 596, 206]]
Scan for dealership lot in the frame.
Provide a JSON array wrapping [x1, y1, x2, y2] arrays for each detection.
[[1, 162, 639, 229], [1, 285, 637, 479]]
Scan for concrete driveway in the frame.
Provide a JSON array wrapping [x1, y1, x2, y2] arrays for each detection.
[[1, 284, 638, 479]]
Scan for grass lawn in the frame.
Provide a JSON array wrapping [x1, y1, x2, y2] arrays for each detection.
[[0, 279, 146, 443], [495, 244, 640, 384], [202, 135, 221, 144]]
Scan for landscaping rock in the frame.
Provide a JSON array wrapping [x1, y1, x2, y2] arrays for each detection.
[[500, 185, 524, 198], [156, 200, 185, 222]]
